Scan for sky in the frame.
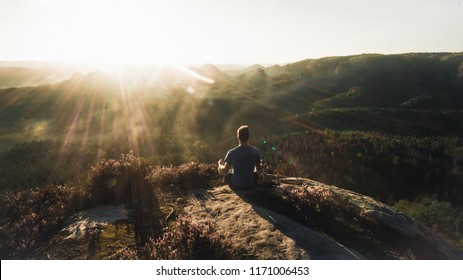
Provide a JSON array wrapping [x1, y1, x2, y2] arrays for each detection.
[[0, 0, 462, 65]]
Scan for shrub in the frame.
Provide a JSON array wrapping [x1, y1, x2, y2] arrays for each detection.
[[86, 153, 149, 205], [86, 153, 165, 244], [393, 196, 462, 248], [148, 162, 219, 195], [141, 216, 237, 260], [0, 184, 90, 258], [277, 182, 343, 228], [114, 246, 140, 260]]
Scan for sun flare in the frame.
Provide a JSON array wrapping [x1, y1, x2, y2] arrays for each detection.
[[14, 0, 249, 65], [53, 0, 189, 64]]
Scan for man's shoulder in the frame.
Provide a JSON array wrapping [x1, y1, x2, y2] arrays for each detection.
[[225, 146, 240, 161], [227, 146, 241, 154], [249, 145, 259, 151], [227, 145, 260, 155], [248, 145, 260, 154]]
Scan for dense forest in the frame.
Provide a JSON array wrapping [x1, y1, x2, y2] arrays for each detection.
[[1, 52, 463, 255]]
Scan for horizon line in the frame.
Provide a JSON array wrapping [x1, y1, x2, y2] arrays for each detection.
[[1, 51, 462, 68]]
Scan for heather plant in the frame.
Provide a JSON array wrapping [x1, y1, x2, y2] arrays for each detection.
[[141, 216, 237, 260], [0, 184, 90, 258], [285, 182, 340, 227], [86, 153, 163, 244], [114, 246, 140, 260], [256, 162, 280, 188], [86, 153, 149, 204], [148, 162, 219, 195]]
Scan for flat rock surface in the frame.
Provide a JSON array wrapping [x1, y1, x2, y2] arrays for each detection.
[[185, 185, 364, 260]]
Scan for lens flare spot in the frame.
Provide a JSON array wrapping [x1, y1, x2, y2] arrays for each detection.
[[108, 178, 117, 188], [186, 86, 196, 94]]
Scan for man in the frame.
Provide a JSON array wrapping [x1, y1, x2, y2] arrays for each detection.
[[218, 125, 261, 189]]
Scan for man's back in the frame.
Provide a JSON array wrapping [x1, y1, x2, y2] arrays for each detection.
[[224, 145, 260, 189]]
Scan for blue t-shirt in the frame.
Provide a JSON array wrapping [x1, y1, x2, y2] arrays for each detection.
[[224, 145, 261, 188]]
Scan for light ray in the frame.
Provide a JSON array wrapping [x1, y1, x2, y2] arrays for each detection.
[[171, 64, 215, 84]]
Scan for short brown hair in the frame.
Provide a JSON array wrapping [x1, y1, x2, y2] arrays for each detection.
[[237, 125, 249, 142]]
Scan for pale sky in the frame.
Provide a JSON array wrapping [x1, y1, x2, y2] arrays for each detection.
[[0, 0, 462, 64]]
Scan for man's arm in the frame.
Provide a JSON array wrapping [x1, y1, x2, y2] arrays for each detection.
[[255, 151, 262, 174], [255, 160, 262, 174], [218, 159, 231, 176]]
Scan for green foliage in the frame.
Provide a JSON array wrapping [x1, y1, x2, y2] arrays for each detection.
[[294, 109, 463, 137], [0, 184, 90, 258], [393, 197, 462, 248], [0, 140, 97, 192], [394, 198, 453, 230], [258, 130, 463, 204]]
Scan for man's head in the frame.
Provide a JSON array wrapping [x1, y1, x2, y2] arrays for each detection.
[[237, 125, 250, 143]]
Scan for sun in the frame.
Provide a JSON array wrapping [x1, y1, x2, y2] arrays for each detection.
[[58, 1, 185, 64], [5, 0, 254, 65]]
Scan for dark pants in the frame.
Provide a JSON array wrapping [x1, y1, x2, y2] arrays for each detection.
[[225, 173, 258, 190]]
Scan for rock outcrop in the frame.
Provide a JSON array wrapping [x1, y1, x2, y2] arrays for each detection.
[[186, 185, 364, 259], [181, 176, 462, 259], [27, 177, 463, 260], [265, 177, 463, 259]]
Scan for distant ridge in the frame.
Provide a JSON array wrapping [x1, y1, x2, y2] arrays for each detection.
[[191, 64, 230, 83], [222, 64, 265, 76]]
